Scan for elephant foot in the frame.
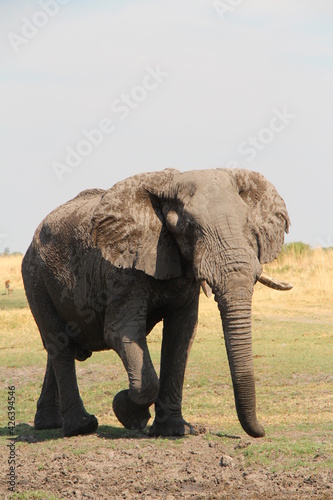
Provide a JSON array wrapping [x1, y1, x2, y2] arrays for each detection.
[[113, 390, 151, 430], [34, 408, 63, 430], [149, 415, 194, 437], [63, 411, 98, 437]]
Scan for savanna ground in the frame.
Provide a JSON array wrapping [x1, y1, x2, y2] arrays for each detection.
[[0, 245, 332, 499]]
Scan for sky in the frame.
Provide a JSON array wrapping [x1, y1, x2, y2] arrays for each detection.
[[1, 0, 333, 253]]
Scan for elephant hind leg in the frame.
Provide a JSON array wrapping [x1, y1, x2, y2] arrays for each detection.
[[35, 355, 63, 430], [26, 275, 97, 437], [24, 275, 65, 430], [52, 344, 98, 437]]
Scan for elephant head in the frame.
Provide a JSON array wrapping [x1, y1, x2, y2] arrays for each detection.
[[92, 168, 291, 437]]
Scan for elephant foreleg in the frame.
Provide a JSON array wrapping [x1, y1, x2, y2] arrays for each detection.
[[105, 306, 160, 431], [149, 293, 199, 437], [112, 338, 160, 430]]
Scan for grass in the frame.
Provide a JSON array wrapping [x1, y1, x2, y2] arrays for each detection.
[[0, 248, 332, 495], [0, 290, 28, 311], [8, 493, 59, 500], [0, 255, 27, 310], [261, 244, 333, 318], [0, 255, 24, 290]]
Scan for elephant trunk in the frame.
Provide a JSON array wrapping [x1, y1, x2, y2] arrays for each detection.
[[216, 276, 265, 438]]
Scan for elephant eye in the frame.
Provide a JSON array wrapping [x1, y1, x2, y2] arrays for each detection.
[[181, 216, 196, 234], [182, 217, 191, 229]]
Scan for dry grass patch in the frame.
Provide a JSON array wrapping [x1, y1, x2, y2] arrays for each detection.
[[255, 245, 333, 319], [0, 255, 24, 292]]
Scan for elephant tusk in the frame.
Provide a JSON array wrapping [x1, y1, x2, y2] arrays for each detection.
[[201, 280, 213, 298], [257, 272, 293, 291]]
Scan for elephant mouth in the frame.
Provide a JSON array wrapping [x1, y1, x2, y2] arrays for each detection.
[[200, 280, 213, 298], [257, 271, 293, 291], [200, 271, 293, 298]]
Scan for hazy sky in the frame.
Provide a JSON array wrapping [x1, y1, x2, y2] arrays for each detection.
[[1, 0, 333, 253]]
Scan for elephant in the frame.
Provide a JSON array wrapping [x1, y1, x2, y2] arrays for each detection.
[[22, 168, 292, 438]]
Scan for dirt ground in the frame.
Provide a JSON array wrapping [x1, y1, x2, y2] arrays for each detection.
[[1, 428, 332, 499]]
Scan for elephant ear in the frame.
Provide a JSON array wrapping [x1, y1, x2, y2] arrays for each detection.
[[227, 169, 290, 264], [91, 170, 182, 280]]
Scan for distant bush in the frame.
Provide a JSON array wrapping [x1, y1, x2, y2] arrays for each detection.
[[0, 251, 23, 257], [280, 242, 311, 258]]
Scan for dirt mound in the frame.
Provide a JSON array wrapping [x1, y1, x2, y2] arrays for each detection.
[[1, 433, 332, 499]]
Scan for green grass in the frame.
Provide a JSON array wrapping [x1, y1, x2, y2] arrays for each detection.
[[1, 304, 332, 453], [280, 241, 311, 257], [0, 301, 332, 479], [0, 289, 28, 310], [9, 493, 60, 500], [240, 437, 331, 471]]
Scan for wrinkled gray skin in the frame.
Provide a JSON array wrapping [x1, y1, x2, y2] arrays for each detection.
[[22, 168, 290, 438]]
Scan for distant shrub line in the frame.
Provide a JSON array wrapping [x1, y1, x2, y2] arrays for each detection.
[[280, 242, 312, 257], [1, 243, 332, 259]]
